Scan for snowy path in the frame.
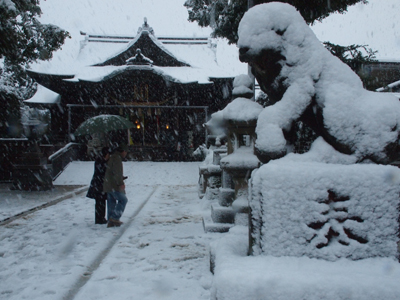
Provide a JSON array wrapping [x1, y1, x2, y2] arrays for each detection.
[[63, 185, 159, 300], [0, 162, 218, 300], [73, 184, 214, 300]]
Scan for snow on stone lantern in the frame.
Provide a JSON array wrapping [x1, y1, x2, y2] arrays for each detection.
[[12, 109, 53, 191], [198, 110, 227, 201], [213, 75, 263, 227]]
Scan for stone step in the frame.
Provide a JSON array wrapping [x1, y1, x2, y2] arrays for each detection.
[[202, 215, 234, 233], [211, 203, 235, 224]]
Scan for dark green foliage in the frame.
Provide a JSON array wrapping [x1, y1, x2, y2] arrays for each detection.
[[323, 42, 377, 72], [0, 0, 69, 136], [184, 0, 367, 44], [0, 88, 21, 137], [0, 0, 70, 66]]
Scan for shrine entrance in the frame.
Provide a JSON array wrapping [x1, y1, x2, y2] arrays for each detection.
[[67, 104, 208, 161]]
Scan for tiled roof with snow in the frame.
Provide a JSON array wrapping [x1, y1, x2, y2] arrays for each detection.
[[30, 22, 247, 83], [24, 85, 61, 105]]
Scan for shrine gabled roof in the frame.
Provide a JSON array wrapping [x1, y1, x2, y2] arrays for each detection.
[[93, 28, 190, 67], [28, 20, 247, 87]]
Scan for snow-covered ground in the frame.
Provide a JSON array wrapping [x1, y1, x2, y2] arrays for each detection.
[[2, 161, 400, 300], [0, 161, 219, 300]]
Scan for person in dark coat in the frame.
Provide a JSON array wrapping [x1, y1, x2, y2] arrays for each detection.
[[86, 147, 110, 224]]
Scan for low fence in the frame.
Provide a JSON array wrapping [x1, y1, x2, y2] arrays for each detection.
[[48, 143, 85, 180], [0, 139, 86, 183]]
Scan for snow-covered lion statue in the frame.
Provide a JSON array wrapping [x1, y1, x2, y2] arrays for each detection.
[[238, 2, 400, 164]]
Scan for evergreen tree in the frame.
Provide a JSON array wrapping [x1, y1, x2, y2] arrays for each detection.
[[0, 0, 69, 136], [323, 42, 377, 72], [184, 0, 367, 44]]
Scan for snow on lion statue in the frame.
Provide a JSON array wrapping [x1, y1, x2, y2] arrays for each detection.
[[238, 2, 400, 164]]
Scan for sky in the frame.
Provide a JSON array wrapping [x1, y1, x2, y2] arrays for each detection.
[[311, 0, 400, 61], [35, 0, 213, 68], [36, 0, 400, 63]]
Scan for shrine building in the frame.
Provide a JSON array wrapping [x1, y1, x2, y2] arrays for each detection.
[[25, 19, 246, 160]]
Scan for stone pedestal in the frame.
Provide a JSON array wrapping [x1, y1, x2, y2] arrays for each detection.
[[203, 119, 260, 233]]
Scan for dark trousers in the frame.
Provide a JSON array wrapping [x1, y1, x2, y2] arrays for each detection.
[[95, 194, 107, 223]]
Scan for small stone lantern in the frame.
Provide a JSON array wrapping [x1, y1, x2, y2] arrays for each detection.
[[12, 116, 53, 191], [213, 75, 263, 226]]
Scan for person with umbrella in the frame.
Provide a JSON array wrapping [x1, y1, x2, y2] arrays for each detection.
[[103, 143, 129, 227], [74, 115, 135, 137], [86, 147, 110, 224]]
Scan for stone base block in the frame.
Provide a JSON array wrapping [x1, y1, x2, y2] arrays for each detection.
[[218, 188, 235, 207], [202, 215, 234, 233], [235, 213, 249, 226], [211, 204, 235, 224], [232, 198, 250, 214], [206, 187, 220, 200]]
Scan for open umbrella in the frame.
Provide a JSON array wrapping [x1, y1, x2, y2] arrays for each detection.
[[74, 114, 135, 136]]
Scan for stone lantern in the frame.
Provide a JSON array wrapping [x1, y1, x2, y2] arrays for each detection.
[[12, 112, 53, 191], [210, 75, 263, 228], [198, 111, 227, 200]]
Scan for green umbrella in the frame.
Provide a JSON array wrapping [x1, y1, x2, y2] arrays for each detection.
[[74, 114, 135, 136]]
